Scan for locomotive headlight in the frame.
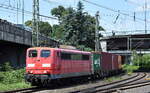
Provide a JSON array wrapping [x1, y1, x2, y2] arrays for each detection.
[[43, 70, 47, 73], [42, 64, 51, 67], [30, 71, 33, 73], [27, 64, 35, 67]]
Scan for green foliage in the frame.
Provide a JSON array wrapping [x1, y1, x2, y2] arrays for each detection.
[[131, 50, 150, 70], [1, 62, 12, 71], [0, 65, 30, 91], [0, 69, 25, 84], [77, 1, 84, 12], [51, 5, 68, 20], [51, 24, 65, 40], [77, 45, 93, 52], [121, 51, 140, 75], [0, 82, 31, 92], [24, 20, 32, 27], [122, 64, 139, 75], [39, 21, 52, 36], [51, 1, 104, 49], [131, 50, 141, 66], [140, 54, 150, 70], [25, 20, 52, 37], [104, 76, 122, 83]]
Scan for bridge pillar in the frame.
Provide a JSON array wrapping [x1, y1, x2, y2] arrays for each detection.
[[0, 41, 29, 68]]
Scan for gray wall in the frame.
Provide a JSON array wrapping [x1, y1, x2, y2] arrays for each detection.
[[0, 41, 29, 68]]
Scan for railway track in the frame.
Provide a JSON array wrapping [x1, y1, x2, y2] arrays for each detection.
[[2, 87, 46, 93], [2, 73, 148, 93], [101, 80, 150, 93], [70, 73, 148, 93]]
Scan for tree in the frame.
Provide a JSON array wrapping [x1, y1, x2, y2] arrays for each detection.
[[51, 24, 65, 40], [51, 6, 67, 21], [25, 20, 52, 37], [39, 22, 52, 36], [51, 1, 105, 49]]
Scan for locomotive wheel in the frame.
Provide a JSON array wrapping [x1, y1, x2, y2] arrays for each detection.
[[42, 80, 48, 87], [31, 79, 39, 86], [31, 81, 36, 86]]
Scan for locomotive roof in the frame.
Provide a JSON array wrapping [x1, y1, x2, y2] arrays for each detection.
[[28, 47, 91, 54]]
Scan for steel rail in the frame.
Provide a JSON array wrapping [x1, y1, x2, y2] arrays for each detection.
[[70, 73, 146, 93], [101, 77, 150, 93], [96, 73, 147, 93]]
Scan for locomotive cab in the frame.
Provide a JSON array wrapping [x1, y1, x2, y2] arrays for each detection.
[[26, 48, 53, 74], [25, 47, 58, 86]]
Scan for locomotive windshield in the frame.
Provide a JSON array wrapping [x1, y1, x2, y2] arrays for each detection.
[[41, 50, 51, 57], [29, 50, 37, 57]]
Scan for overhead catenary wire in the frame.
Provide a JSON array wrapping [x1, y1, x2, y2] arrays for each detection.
[[0, 0, 148, 22], [82, 4, 147, 33], [82, 0, 150, 23], [0, 0, 149, 30], [124, 0, 142, 6], [0, 3, 58, 20]]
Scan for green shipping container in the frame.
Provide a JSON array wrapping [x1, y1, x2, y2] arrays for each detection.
[[92, 53, 101, 73]]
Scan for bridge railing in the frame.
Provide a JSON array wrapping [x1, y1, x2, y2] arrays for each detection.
[[101, 30, 150, 37]]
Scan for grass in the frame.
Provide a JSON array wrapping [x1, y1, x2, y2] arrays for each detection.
[[104, 76, 122, 83], [0, 82, 31, 92]]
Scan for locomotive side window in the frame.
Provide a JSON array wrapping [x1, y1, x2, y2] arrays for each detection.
[[61, 52, 89, 61], [71, 54, 82, 60], [61, 52, 71, 60], [82, 55, 90, 60], [29, 50, 37, 57], [41, 50, 50, 57]]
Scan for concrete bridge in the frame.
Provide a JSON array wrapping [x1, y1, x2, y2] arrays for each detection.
[[0, 19, 60, 67], [100, 34, 150, 64]]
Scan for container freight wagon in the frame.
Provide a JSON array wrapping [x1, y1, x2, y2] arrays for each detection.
[[92, 52, 122, 77], [101, 52, 122, 75], [91, 52, 101, 77], [118, 55, 122, 69]]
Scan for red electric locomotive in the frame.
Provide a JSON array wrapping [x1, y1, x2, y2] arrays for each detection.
[[25, 47, 122, 86], [25, 47, 92, 86]]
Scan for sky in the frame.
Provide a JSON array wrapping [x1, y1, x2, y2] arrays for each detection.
[[0, 0, 150, 35]]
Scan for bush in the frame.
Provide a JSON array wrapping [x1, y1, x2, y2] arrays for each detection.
[[140, 54, 150, 70], [0, 68, 25, 84], [131, 50, 141, 66], [131, 51, 150, 70], [122, 64, 139, 75], [1, 62, 13, 71]]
